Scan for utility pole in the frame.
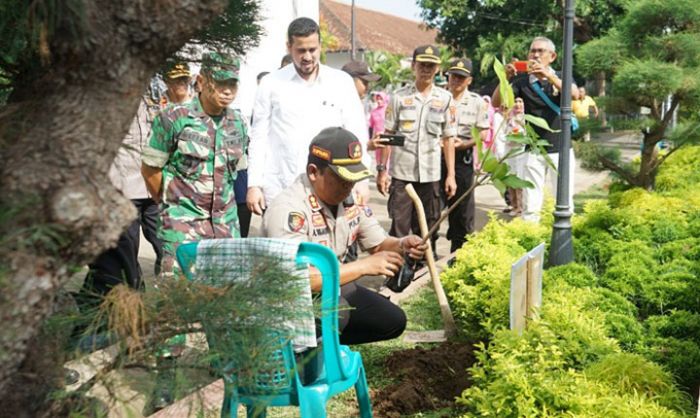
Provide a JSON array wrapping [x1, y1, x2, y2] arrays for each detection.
[[549, 0, 575, 266], [350, 0, 356, 60]]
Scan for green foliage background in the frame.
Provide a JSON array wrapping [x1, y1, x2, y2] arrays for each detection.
[[442, 146, 700, 417]]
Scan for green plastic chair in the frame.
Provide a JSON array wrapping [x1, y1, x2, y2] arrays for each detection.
[[176, 239, 372, 418]]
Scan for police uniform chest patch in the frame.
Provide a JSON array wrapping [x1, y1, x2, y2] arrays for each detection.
[[402, 97, 414, 107], [287, 212, 305, 232], [312, 213, 326, 228]]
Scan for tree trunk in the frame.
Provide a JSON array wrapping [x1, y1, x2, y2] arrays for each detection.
[[595, 71, 607, 128], [0, 0, 226, 412], [638, 130, 664, 190]]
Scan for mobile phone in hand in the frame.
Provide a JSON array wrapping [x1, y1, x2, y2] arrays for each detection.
[[513, 61, 530, 73], [379, 133, 406, 147]]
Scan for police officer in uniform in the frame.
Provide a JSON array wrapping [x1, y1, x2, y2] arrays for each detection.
[[442, 58, 490, 252], [264, 127, 427, 345], [377, 45, 457, 247]]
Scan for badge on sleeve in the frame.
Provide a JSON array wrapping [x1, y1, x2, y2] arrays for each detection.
[[363, 205, 373, 217], [287, 212, 305, 232]]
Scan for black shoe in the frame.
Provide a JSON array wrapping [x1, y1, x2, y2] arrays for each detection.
[[64, 368, 80, 386]]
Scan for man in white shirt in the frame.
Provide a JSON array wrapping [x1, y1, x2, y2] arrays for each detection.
[[246, 17, 370, 215]]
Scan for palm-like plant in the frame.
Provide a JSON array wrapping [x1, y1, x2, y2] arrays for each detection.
[[365, 50, 412, 90]]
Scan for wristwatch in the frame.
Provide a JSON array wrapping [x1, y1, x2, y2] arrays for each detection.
[[376, 164, 386, 172]]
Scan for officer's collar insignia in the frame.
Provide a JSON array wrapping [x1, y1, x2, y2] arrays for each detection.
[[309, 194, 321, 211], [287, 212, 305, 232]]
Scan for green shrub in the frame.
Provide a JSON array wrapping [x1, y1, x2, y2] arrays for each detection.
[[443, 216, 548, 340], [584, 353, 693, 414], [459, 325, 686, 418], [638, 337, 700, 393], [646, 310, 700, 345], [656, 146, 700, 192], [656, 238, 700, 264], [599, 250, 655, 304], [651, 216, 690, 244], [544, 263, 598, 288], [640, 271, 700, 315], [542, 287, 620, 367]]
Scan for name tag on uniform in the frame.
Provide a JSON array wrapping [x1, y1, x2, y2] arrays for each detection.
[[179, 127, 210, 145]]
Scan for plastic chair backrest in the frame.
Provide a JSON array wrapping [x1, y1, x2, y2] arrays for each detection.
[[176, 240, 352, 387]]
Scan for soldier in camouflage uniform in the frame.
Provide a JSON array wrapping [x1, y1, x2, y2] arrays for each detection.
[[141, 52, 249, 275]]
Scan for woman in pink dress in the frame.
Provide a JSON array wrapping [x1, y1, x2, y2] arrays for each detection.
[[368, 91, 389, 164]]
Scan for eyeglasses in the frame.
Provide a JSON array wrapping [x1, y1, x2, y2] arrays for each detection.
[[529, 48, 551, 55]]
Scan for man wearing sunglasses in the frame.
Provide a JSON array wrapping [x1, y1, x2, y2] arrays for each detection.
[[492, 36, 580, 222], [141, 52, 249, 275]]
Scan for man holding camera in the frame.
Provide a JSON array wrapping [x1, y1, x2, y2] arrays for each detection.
[[443, 58, 490, 252], [377, 45, 457, 247], [492, 36, 579, 222]]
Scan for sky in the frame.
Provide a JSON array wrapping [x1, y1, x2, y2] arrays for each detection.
[[334, 0, 424, 22]]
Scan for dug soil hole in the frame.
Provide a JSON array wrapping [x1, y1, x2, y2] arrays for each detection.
[[373, 341, 475, 417]]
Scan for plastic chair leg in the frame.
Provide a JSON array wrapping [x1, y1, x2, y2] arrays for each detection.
[[246, 403, 267, 418], [298, 389, 328, 418], [355, 365, 373, 418]]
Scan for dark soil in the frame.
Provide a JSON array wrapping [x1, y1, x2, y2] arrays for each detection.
[[372, 341, 475, 417]]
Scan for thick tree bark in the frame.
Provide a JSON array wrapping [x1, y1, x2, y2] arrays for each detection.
[[0, 0, 227, 408]]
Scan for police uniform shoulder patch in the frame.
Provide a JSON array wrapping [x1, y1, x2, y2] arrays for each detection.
[[287, 212, 305, 232], [308, 195, 321, 212], [362, 205, 373, 217]]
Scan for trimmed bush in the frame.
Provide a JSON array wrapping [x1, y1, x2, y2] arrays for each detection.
[[584, 353, 693, 414]]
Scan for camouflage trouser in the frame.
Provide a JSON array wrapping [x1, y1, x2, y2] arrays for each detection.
[[159, 240, 182, 280]]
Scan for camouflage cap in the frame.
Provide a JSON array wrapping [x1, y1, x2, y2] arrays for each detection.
[[201, 52, 240, 81], [164, 62, 191, 80]]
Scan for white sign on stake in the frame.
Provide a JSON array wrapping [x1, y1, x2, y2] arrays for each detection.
[[510, 243, 545, 334]]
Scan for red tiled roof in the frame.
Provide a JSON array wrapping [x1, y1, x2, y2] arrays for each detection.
[[319, 0, 439, 56]]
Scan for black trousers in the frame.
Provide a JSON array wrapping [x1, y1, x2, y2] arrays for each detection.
[[441, 151, 475, 253], [388, 178, 441, 247], [129, 198, 163, 275], [337, 282, 406, 345], [76, 219, 142, 311], [237, 203, 252, 238]]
